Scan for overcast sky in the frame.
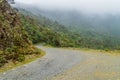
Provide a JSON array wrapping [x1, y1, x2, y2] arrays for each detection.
[[15, 0, 120, 14]]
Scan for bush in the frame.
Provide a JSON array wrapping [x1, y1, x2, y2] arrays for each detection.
[[17, 55, 25, 62], [0, 56, 7, 67]]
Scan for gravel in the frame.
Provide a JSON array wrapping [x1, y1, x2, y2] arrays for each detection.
[[1, 46, 120, 80], [0, 46, 85, 80]]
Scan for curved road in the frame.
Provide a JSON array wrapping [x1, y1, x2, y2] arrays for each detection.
[[0, 46, 120, 80]]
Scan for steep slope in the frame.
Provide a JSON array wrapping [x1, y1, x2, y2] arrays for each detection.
[[11, 4, 120, 50], [21, 9, 120, 49], [18, 10, 74, 47], [12, 8, 120, 50], [0, 0, 41, 67], [0, 0, 30, 50], [14, 3, 120, 38]]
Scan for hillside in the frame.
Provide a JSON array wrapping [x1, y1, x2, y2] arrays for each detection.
[[10, 2, 120, 50], [14, 8, 120, 50], [17, 9, 74, 47], [14, 3, 120, 38], [0, 0, 42, 67], [1, 1, 120, 80]]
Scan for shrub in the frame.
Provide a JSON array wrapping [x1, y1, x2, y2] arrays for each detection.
[[17, 55, 25, 62], [0, 56, 7, 67]]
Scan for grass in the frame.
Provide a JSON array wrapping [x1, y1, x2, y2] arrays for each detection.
[[70, 47, 120, 56], [71, 48, 120, 56], [43, 44, 120, 56], [0, 49, 45, 73]]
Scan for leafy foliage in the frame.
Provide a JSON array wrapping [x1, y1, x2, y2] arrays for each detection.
[[18, 8, 120, 51], [20, 14, 72, 47], [0, 0, 42, 67]]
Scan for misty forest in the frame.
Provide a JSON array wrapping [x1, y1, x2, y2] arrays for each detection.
[[16, 4, 120, 50], [1, 0, 120, 80]]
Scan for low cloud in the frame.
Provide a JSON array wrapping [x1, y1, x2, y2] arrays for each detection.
[[15, 0, 120, 14]]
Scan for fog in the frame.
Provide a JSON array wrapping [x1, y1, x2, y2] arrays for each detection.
[[15, 0, 120, 14]]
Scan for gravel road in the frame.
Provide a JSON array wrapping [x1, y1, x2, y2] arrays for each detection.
[[0, 46, 120, 80]]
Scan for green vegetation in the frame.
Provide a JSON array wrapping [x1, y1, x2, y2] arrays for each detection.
[[19, 13, 74, 47], [18, 9, 120, 51], [0, 0, 43, 67], [3, 0, 120, 69], [0, 50, 45, 73]]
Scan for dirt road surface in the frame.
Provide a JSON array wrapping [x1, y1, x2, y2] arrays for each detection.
[[0, 46, 120, 80]]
